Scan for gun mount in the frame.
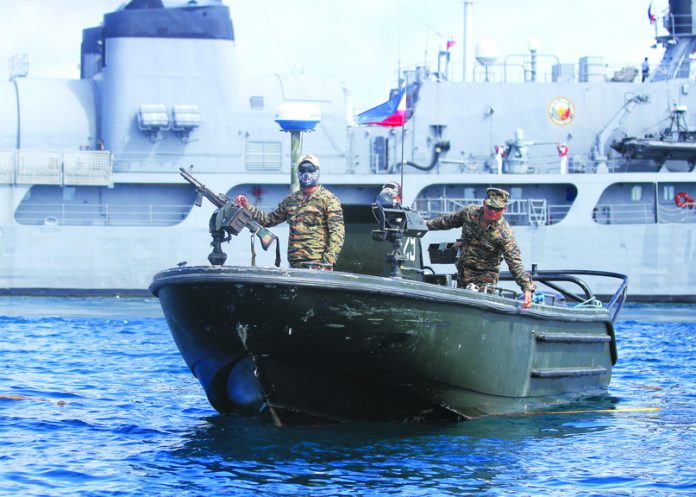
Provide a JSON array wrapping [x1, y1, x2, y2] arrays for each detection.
[[371, 203, 428, 277], [180, 167, 280, 266]]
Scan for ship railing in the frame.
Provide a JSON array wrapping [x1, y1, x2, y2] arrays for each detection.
[[415, 197, 478, 216], [438, 154, 625, 175], [658, 203, 696, 223], [499, 269, 629, 321], [524, 155, 632, 174], [421, 59, 643, 84], [660, 13, 693, 40], [592, 203, 653, 224], [0, 150, 112, 186], [415, 197, 570, 226], [14, 202, 189, 227], [593, 202, 696, 225]]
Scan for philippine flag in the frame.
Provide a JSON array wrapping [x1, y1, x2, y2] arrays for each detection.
[[648, 1, 656, 24], [355, 87, 408, 127]]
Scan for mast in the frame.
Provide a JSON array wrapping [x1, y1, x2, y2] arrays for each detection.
[[654, 0, 696, 80], [462, 0, 474, 82]]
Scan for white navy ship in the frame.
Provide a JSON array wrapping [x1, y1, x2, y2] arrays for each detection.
[[0, 0, 694, 301]]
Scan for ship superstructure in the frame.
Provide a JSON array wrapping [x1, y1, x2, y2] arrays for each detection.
[[0, 0, 694, 301]]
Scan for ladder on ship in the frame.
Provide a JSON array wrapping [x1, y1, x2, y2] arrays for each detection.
[[528, 199, 547, 226]]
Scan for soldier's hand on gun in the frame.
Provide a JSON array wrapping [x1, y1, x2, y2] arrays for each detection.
[[522, 290, 532, 309], [235, 195, 249, 208]]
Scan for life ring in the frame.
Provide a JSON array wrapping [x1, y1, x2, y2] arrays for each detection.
[[674, 191, 695, 208]]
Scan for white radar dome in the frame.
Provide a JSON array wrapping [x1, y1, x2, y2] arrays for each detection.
[[275, 102, 321, 132], [475, 37, 498, 66]]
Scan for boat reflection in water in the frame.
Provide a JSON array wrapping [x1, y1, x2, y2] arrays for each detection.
[[173, 395, 620, 465], [150, 178, 628, 426]]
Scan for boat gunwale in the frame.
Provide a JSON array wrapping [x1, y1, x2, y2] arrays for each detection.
[[149, 266, 614, 324]]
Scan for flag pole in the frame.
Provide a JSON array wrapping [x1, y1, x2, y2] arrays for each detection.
[[400, 120, 405, 202], [400, 76, 407, 203]]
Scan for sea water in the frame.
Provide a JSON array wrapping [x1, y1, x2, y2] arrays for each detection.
[[0, 298, 693, 496]]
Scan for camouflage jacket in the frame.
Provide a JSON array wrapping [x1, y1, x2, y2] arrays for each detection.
[[426, 205, 535, 292], [246, 186, 345, 266]]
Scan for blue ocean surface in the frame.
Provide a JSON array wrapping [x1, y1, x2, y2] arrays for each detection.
[[0, 298, 694, 496]]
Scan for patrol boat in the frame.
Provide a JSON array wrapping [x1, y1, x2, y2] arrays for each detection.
[[611, 105, 696, 168], [149, 175, 628, 425], [1, 0, 694, 301]]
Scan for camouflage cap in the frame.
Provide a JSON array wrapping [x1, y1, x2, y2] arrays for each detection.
[[298, 154, 320, 168], [484, 187, 509, 209]]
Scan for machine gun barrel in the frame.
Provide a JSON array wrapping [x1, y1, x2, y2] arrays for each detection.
[[179, 167, 228, 208], [179, 167, 280, 256]]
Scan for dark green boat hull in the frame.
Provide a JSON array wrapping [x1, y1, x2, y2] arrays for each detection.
[[150, 265, 616, 426]]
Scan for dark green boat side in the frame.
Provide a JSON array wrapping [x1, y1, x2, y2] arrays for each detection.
[[150, 264, 619, 425]]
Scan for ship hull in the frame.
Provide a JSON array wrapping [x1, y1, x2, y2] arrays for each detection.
[[1, 172, 692, 301], [150, 266, 616, 425]]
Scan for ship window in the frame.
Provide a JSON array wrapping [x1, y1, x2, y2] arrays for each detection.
[[594, 182, 655, 225], [245, 141, 282, 170], [370, 137, 389, 173], [566, 187, 577, 202], [657, 183, 696, 223], [249, 96, 264, 110], [63, 187, 76, 202], [663, 185, 675, 201], [15, 184, 197, 227], [413, 183, 576, 226]]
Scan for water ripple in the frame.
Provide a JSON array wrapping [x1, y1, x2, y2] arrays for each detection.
[[0, 299, 694, 496]]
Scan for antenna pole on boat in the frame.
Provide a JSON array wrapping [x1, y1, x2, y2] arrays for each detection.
[[274, 103, 321, 192], [290, 131, 302, 192]]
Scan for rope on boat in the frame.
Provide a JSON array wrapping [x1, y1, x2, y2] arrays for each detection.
[[575, 296, 603, 308], [532, 291, 545, 304]]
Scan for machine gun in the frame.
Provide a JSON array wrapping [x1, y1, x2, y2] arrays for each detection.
[[179, 167, 280, 267], [371, 202, 428, 277]]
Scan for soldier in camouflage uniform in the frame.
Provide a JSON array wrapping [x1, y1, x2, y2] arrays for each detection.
[[426, 187, 535, 308], [235, 154, 345, 269]]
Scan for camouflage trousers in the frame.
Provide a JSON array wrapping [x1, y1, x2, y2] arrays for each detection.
[[290, 259, 333, 270], [455, 266, 499, 293]]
